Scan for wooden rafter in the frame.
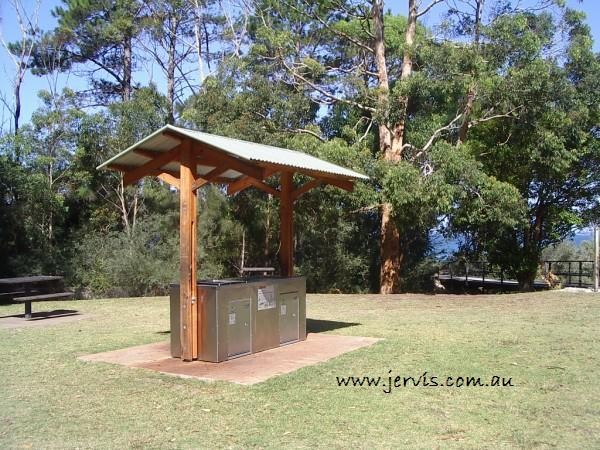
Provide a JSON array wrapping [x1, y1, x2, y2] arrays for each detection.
[[156, 172, 180, 189], [149, 169, 180, 179], [194, 145, 264, 180], [123, 145, 181, 186], [227, 177, 253, 196], [227, 168, 278, 196], [202, 165, 228, 182], [292, 178, 323, 201], [134, 149, 163, 159], [163, 130, 266, 181], [317, 176, 353, 192], [192, 178, 208, 192], [191, 165, 228, 192], [107, 163, 134, 172], [248, 178, 280, 197]]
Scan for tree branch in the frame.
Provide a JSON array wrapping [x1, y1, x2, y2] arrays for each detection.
[[417, 0, 444, 18], [280, 53, 376, 113], [467, 106, 522, 129], [410, 113, 464, 161], [284, 128, 326, 142], [278, 0, 374, 54]]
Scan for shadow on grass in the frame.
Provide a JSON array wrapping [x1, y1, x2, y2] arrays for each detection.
[[0, 309, 80, 320], [307, 318, 360, 333]]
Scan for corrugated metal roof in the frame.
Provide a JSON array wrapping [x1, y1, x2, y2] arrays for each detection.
[[97, 124, 369, 181]]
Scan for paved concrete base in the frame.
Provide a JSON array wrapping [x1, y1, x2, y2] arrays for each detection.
[[0, 310, 86, 329], [79, 334, 381, 385]]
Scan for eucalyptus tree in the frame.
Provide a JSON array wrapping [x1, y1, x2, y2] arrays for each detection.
[[247, 0, 527, 292], [140, 0, 230, 123], [461, 7, 600, 289]]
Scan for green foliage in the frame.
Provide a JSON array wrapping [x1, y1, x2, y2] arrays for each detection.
[[383, 142, 524, 240], [2, 0, 599, 295], [197, 185, 245, 279], [47, 0, 143, 102], [463, 9, 600, 287], [541, 239, 594, 262], [69, 213, 179, 297]]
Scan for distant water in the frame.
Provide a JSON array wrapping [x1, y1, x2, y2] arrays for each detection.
[[430, 232, 459, 257], [571, 230, 593, 246], [431, 229, 594, 258]]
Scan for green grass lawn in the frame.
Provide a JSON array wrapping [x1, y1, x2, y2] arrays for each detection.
[[1, 291, 599, 449]]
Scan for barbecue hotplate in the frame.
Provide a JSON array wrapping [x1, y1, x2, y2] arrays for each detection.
[[197, 279, 249, 286]]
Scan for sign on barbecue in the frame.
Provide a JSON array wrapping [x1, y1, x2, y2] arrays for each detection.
[[257, 285, 276, 310]]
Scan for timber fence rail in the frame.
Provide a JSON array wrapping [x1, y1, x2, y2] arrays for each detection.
[[542, 260, 595, 288], [438, 260, 509, 292]]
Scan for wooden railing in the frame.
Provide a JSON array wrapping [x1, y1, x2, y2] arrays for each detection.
[[438, 260, 509, 290], [438, 259, 597, 291], [542, 260, 595, 288]]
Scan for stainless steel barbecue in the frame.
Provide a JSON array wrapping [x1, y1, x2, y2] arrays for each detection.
[[170, 276, 306, 361]]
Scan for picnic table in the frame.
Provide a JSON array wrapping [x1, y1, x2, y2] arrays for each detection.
[[0, 276, 73, 319]]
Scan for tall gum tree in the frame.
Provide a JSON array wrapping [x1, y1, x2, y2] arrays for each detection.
[[252, 0, 445, 293], [458, 6, 600, 289]]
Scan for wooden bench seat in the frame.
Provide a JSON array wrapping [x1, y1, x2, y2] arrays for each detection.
[[0, 291, 26, 301], [13, 292, 74, 302], [11, 292, 74, 319]]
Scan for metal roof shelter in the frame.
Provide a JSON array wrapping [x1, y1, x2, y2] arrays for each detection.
[[97, 124, 367, 361]]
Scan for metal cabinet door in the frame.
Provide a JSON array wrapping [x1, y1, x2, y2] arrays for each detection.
[[227, 299, 251, 358], [279, 292, 299, 344]]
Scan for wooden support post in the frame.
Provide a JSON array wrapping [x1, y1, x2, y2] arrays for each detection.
[[191, 186, 198, 359], [594, 225, 599, 292], [280, 172, 294, 277], [179, 140, 197, 361]]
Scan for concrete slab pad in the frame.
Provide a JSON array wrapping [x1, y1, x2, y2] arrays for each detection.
[[0, 310, 87, 329], [79, 334, 381, 385]]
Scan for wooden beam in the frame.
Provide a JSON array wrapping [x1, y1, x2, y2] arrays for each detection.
[[134, 149, 164, 159], [227, 168, 279, 196], [123, 145, 181, 186], [203, 165, 228, 181], [156, 172, 180, 189], [193, 143, 264, 180], [227, 177, 280, 197], [211, 176, 237, 184], [249, 179, 280, 197], [279, 172, 294, 277], [191, 178, 208, 192], [292, 178, 323, 201], [179, 140, 196, 361], [150, 169, 180, 179], [317, 176, 354, 192], [107, 163, 134, 172], [227, 176, 253, 195], [191, 165, 228, 192]]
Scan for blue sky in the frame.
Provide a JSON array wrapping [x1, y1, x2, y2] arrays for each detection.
[[0, 0, 598, 128]]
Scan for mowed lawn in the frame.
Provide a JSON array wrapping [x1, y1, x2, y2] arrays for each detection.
[[1, 291, 598, 449]]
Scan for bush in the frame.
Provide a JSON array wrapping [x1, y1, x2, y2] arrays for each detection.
[[68, 214, 179, 297]]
